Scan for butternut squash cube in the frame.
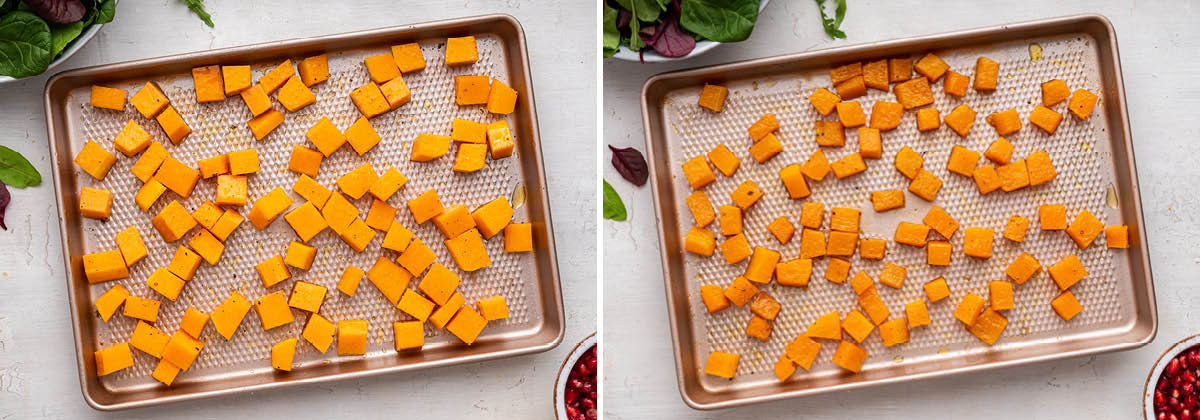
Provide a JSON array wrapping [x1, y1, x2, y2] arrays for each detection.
[[723, 276, 758, 307], [841, 310, 874, 343], [79, 186, 112, 220], [337, 162, 378, 199], [749, 291, 781, 321], [211, 290, 252, 340], [153, 359, 181, 386], [748, 133, 783, 163], [391, 43, 425, 72], [697, 84, 728, 112], [924, 277, 951, 302], [879, 262, 907, 289], [197, 154, 229, 179], [943, 70, 969, 97], [453, 143, 488, 172], [283, 146, 323, 179], [368, 257, 412, 304], [152, 200, 197, 243], [775, 164, 811, 200], [130, 141, 167, 182], [130, 82, 169, 118], [967, 308, 1008, 345], [927, 240, 951, 266], [305, 117, 346, 158], [1026, 149, 1057, 186], [747, 114, 779, 141], [894, 222, 930, 247], [704, 351, 740, 379], [455, 75, 490, 105], [774, 354, 797, 381], [871, 190, 904, 212], [338, 218, 376, 252], [337, 266, 365, 296], [95, 343, 134, 376], [114, 226, 147, 267], [89, 85, 127, 110], [247, 109, 285, 140], [505, 223, 533, 253], [908, 169, 943, 201], [718, 234, 751, 264], [432, 204, 476, 239], [302, 313, 336, 353], [989, 280, 1014, 311], [155, 106, 191, 144], [154, 156, 200, 198], [906, 300, 931, 328], [259, 60, 295, 94], [187, 229, 224, 265], [167, 245, 202, 281], [191, 65, 225, 102], [95, 284, 129, 322], [832, 340, 867, 373], [1106, 225, 1129, 249], [411, 134, 452, 162], [364, 52, 401, 84], [1039, 204, 1068, 230], [1051, 290, 1083, 321], [889, 57, 913, 83], [863, 59, 888, 90], [916, 107, 940, 132], [946, 145, 980, 176], [700, 284, 730, 313], [445, 36, 479, 65], [831, 153, 866, 179], [1067, 209, 1104, 249], [180, 307, 208, 338], [807, 88, 841, 116], [963, 227, 993, 259], [858, 289, 890, 325], [367, 168, 407, 202], [1068, 89, 1099, 120], [74, 140, 117, 181], [814, 121, 845, 147], [915, 53, 949, 81], [418, 263, 462, 306], [745, 315, 773, 342], [802, 149, 831, 180], [997, 159, 1029, 192], [944, 104, 977, 137], [297, 54, 328, 86], [282, 201, 327, 243], [850, 271, 874, 295], [450, 118, 487, 144], [339, 117, 381, 156], [974, 57, 999, 91], [1041, 79, 1070, 106], [284, 241, 317, 270], [248, 187, 293, 230], [765, 215, 795, 244], [836, 101, 866, 128], [806, 311, 842, 340], [955, 292, 987, 326], [336, 320, 368, 355], [445, 228, 491, 272], [879, 318, 909, 347], [123, 295, 160, 323], [221, 150, 257, 177], [486, 120, 515, 159], [684, 226, 716, 257], [973, 165, 1002, 195], [922, 205, 958, 239], [730, 180, 763, 209], [350, 82, 390, 118], [446, 306, 487, 345], [487, 78, 518, 114], [984, 137, 1013, 164], [684, 191, 716, 228], [859, 238, 887, 260], [825, 257, 851, 284], [985, 110, 1021, 137], [893, 77, 934, 109], [1003, 216, 1030, 242], [255, 291, 294, 330], [393, 321, 425, 351], [830, 62, 862, 84], [113, 119, 151, 157], [272, 338, 297, 371], [893, 145, 923, 179], [277, 75, 316, 112], [835, 75, 866, 100], [381, 220, 415, 252], [255, 254, 291, 287], [786, 335, 821, 371], [1029, 105, 1063, 134], [1005, 252, 1042, 284], [857, 127, 883, 159], [380, 75, 412, 110], [799, 228, 826, 259], [826, 231, 857, 257], [775, 258, 812, 287], [239, 83, 273, 117]]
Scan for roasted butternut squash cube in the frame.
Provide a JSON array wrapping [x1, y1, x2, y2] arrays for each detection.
[[924, 277, 951, 302], [799, 228, 826, 259], [859, 238, 887, 260], [805, 311, 842, 340], [152, 200, 198, 243], [407, 189, 444, 224], [123, 295, 160, 323], [749, 291, 781, 321], [858, 127, 882, 159], [841, 310, 875, 343], [830, 62, 862, 84], [1040, 78, 1071, 106], [306, 117, 346, 157], [197, 154, 229, 179], [419, 263, 462, 306], [191, 65, 225, 102], [115, 226, 148, 267], [1005, 252, 1042, 284], [802, 149, 831, 180], [683, 226, 715, 257], [248, 187, 293, 230], [983, 110, 1021, 138], [79, 186, 113, 220], [863, 59, 888, 90], [337, 266, 365, 296], [1065, 209, 1104, 249], [702, 144, 739, 178], [889, 57, 912, 82], [973, 165, 1002, 195], [469, 196, 512, 239], [152, 359, 181, 386], [836, 75, 867, 100], [775, 258, 812, 287], [113, 119, 151, 157], [747, 114, 779, 141], [893, 145, 923, 179], [704, 351, 740, 379], [914, 53, 949, 81], [697, 84, 728, 112], [445, 36, 479, 65], [247, 109, 285, 140], [944, 104, 977, 138], [239, 83, 272, 117], [850, 271, 874, 295], [832, 340, 867, 373], [451, 118, 487, 144], [130, 141, 167, 182], [858, 289, 890, 325], [453, 143, 488, 173], [814, 121, 845, 147], [825, 257, 851, 284], [745, 315, 773, 342], [749, 133, 783, 163], [285, 146, 323, 178], [381, 219, 415, 252], [717, 206, 743, 237], [954, 292, 987, 325], [699, 284, 730, 313], [433, 204, 476, 239], [180, 307, 208, 338], [455, 75, 490, 105], [1029, 105, 1063, 134], [89, 85, 127, 110], [343, 116, 382, 156], [908, 169, 943, 201], [785, 335, 821, 371], [973, 56, 1000, 91], [984, 137, 1013, 164], [723, 276, 758, 307], [277, 75, 316, 111], [131, 81, 169, 118], [962, 227, 993, 259], [368, 257, 412, 304], [989, 280, 1014, 311], [255, 291, 294, 330], [156, 105, 191, 144], [906, 300, 931, 328], [731, 245, 773, 283], [336, 320, 368, 355], [487, 78, 518, 115], [1039, 204, 1068, 230], [879, 318, 910, 347], [1003, 216, 1030, 242], [1051, 290, 1083, 321], [730, 180, 763, 209], [795, 202, 821, 230], [210, 291, 252, 340], [893, 77, 934, 109], [411, 134, 452, 162], [391, 43, 425, 72], [446, 306, 487, 345], [337, 162, 378, 200], [167, 245, 202, 281], [210, 209, 244, 242], [967, 308, 1008, 345], [997, 159, 1029, 192], [831, 153, 866, 179], [826, 231, 857, 257], [302, 313, 336, 353], [297, 54, 329, 86], [271, 338, 297, 371], [74, 140, 117, 180], [338, 218, 377, 252], [774, 354, 797, 381], [393, 321, 425, 351], [836, 101, 866, 128], [921, 205, 958, 239], [927, 240, 951, 266], [915, 107, 940, 132], [82, 249, 128, 284], [894, 222, 930, 247], [946, 145, 980, 176], [350, 82, 390, 118], [95, 343, 134, 376], [255, 254, 291, 288], [1068, 89, 1099, 120], [258, 59, 295, 94], [808, 88, 841, 116], [943, 70, 969, 97], [718, 234, 751, 264], [871, 190, 904, 212], [1026, 149, 1057, 186], [380, 75, 412, 110], [227, 149, 259, 176], [282, 201, 327, 244], [766, 216, 795, 244], [777, 164, 810, 199], [1106, 225, 1129, 249], [485, 120, 515, 159], [879, 262, 907, 289]]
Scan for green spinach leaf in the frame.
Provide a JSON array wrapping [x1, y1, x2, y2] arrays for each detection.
[[183, 0, 213, 27], [680, 0, 759, 43], [0, 0, 17, 15], [815, 0, 847, 39], [0, 146, 41, 187], [49, 20, 85, 57], [0, 11, 53, 78], [615, 0, 667, 23], [602, 180, 627, 221], [603, 3, 620, 57], [93, 0, 115, 24]]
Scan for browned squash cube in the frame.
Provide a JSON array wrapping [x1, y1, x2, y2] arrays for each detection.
[[944, 104, 977, 138], [836, 101, 866, 128], [1029, 105, 1063, 134], [946, 145, 980, 176], [893, 77, 934, 109], [986, 108, 1022, 136], [808, 88, 841, 116], [974, 57, 999, 92], [1068, 89, 1099, 120], [814, 121, 846, 147], [697, 84, 728, 112], [1041, 79, 1071, 106], [888, 57, 912, 83], [943, 70, 969, 97], [863, 59, 889, 91], [830, 62, 862, 84], [908, 169, 943, 201], [836, 75, 867, 100], [916, 108, 940, 132], [870, 101, 904, 131]]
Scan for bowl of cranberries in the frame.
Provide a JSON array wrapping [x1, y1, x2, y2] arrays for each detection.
[[1147, 334, 1200, 420], [555, 333, 597, 420]]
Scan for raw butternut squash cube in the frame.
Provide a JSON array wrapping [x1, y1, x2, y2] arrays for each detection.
[[684, 226, 716, 257], [908, 169, 943, 201], [152, 200, 198, 243], [337, 266, 365, 296], [962, 227, 993, 259], [451, 118, 487, 144], [747, 114, 779, 141], [863, 59, 889, 90], [209, 175, 245, 209], [766, 217, 795, 244], [407, 189, 443, 224], [749, 291, 781, 321], [827, 231, 857, 257], [337, 320, 369, 355], [944, 104, 977, 138], [1005, 252, 1041, 284], [305, 117, 346, 158], [130, 321, 170, 357], [95, 343, 134, 376], [825, 257, 851, 284], [113, 119, 152, 157], [700, 284, 730, 313], [297, 54, 328, 86], [258, 60, 295, 94], [247, 109, 285, 140], [319, 192, 355, 230], [1066, 209, 1104, 249], [894, 145, 923, 179], [453, 143, 488, 172], [79, 186, 112, 220], [871, 190, 904, 212], [775, 258, 813, 287], [774, 354, 797, 381], [1051, 290, 1083, 321], [211, 290, 252, 340], [1041, 79, 1070, 106], [879, 318, 909, 347], [167, 245, 202, 281], [152, 359, 181, 386], [391, 43, 425, 72], [730, 180, 763, 209], [505, 223, 534, 253], [943, 70, 969, 97], [835, 75, 866, 100], [916, 107, 940, 132], [338, 218, 376, 252], [393, 321, 425, 351], [727, 244, 772, 282], [967, 308, 1008, 345], [74, 140, 117, 180], [1069, 89, 1099, 120], [832, 340, 867, 373], [284, 241, 318, 270], [197, 154, 229, 179], [745, 315, 773, 342], [337, 162, 378, 200], [283, 146, 323, 179], [807, 87, 841, 116], [487, 78, 518, 114], [455, 75, 490, 105], [162, 331, 203, 371], [697, 84, 728, 112], [255, 255, 291, 287], [974, 57, 999, 91], [368, 168, 408, 202], [704, 351, 740, 379], [1003, 216, 1030, 242], [154, 156, 201, 198], [915, 53, 949, 81], [271, 338, 297, 371], [368, 257, 412, 304], [433, 204, 476, 239], [1026, 149, 1057, 186], [130, 141, 167, 182], [841, 310, 874, 343], [191, 65, 225, 102], [814, 121, 845, 147], [255, 291, 294, 330], [380, 75, 412, 110], [445, 228, 491, 272], [927, 240, 951, 266], [830, 62, 862, 84], [850, 271, 874, 295], [130, 82, 169, 118], [486, 120, 515, 159], [802, 149, 831, 180], [946, 145, 979, 176], [156, 106, 191, 144], [1106, 225, 1129, 249], [180, 307, 208, 338], [924, 277, 951, 302], [879, 262, 906, 289], [115, 226, 148, 267], [972, 165, 1002, 195], [805, 311, 842, 340], [381, 219, 415, 252], [419, 263, 462, 306], [350, 82, 390, 118], [893, 77, 934, 109], [224, 149, 258, 176], [188, 229, 224, 265], [411, 133, 452, 162], [749, 133, 783, 163], [333, 120, 379, 158], [684, 191, 716, 228], [836, 102, 866, 128], [445, 36, 479, 65], [889, 57, 912, 83], [302, 313, 336, 353], [989, 280, 1014, 311], [723, 276, 758, 306], [89, 85, 127, 110], [859, 238, 887, 260], [248, 187, 293, 230], [799, 228, 826, 259], [831, 153, 866, 179], [906, 300, 931, 328], [277, 75, 316, 112], [364, 52, 401, 84], [446, 306, 487, 345], [1029, 105, 1063, 134], [954, 292, 987, 326], [1039, 204, 1068, 230], [123, 295, 160, 323], [922, 205, 958, 239], [718, 234, 751, 264], [858, 289, 890, 325], [984, 137, 1013, 164], [894, 222, 930, 247], [997, 159, 1029, 192], [239, 84, 272, 117]]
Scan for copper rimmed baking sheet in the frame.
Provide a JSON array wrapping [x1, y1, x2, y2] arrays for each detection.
[[641, 14, 1154, 410], [44, 14, 562, 410]]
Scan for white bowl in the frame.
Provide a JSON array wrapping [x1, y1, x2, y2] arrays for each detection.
[[1143, 333, 1200, 419], [609, 0, 771, 63], [554, 332, 597, 420], [0, 7, 110, 84]]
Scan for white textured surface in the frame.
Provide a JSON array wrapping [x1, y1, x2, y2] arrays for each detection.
[[605, 1, 1199, 418], [0, 1, 595, 418]]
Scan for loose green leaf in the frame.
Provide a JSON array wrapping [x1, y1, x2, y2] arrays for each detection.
[[49, 20, 85, 57], [815, 0, 847, 39], [0, 11, 53, 78], [603, 3, 621, 58], [0, 0, 18, 15], [679, 0, 759, 43], [183, 0, 214, 27], [602, 180, 627, 221], [0, 145, 42, 187], [615, 0, 667, 23], [93, 0, 115, 24]]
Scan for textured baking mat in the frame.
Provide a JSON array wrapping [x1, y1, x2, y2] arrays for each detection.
[[661, 34, 1134, 390], [65, 34, 540, 390]]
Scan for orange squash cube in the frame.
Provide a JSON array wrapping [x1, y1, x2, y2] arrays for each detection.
[[364, 52, 401, 84], [908, 169, 943, 201], [774, 354, 797, 381], [889, 57, 912, 83], [927, 240, 951, 266], [799, 202, 824, 229], [1039, 204, 1068, 230], [830, 207, 860, 233], [879, 318, 910, 347], [723, 276, 758, 307], [778, 164, 811, 199], [700, 284, 730, 313], [814, 121, 845, 147], [835, 75, 867, 100], [297, 54, 329, 86], [841, 310, 875, 343], [1026, 149, 1057, 186], [113, 119, 152, 157], [825, 257, 851, 283], [247, 109, 285, 140], [946, 145, 980, 176], [830, 62, 862, 84], [766, 217, 795, 244], [906, 300, 931, 328], [859, 238, 887, 260], [1003, 216, 1030, 242], [987, 108, 1023, 136], [276, 75, 316, 112], [832, 340, 868, 373], [799, 228, 826, 259], [155, 105, 192, 145], [350, 81, 390, 118], [152, 200, 197, 243], [123, 295, 160, 323], [1029, 105, 1063, 134], [79, 186, 113, 220], [805, 311, 842, 340], [775, 258, 813, 287], [750, 291, 781, 321], [730, 180, 763, 209], [863, 59, 889, 90], [802, 149, 831, 181], [989, 280, 1014, 311], [1051, 290, 1083, 321], [1041, 79, 1071, 106], [836, 101, 866, 128], [894, 222, 930, 247], [1067, 209, 1104, 248], [301, 313, 336, 353], [130, 81, 169, 118], [830, 153, 866, 179], [1069, 89, 1099, 120], [89, 85, 127, 111], [858, 289, 890, 325], [681, 155, 715, 190], [744, 246, 780, 283], [455, 75, 490, 105], [445, 36, 479, 65], [706, 143, 740, 177], [984, 137, 1013, 164], [943, 70, 970, 97], [858, 127, 882, 159], [972, 165, 1002, 195], [83, 250, 129, 284], [879, 262, 907, 289], [1106, 225, 1130, 249], [746, 114, 779, 141], [697, 84, 728, 112], [943, 104, 977, 138], [191, 65, 225, 102], [997, 159, 1030, 192], [808, 88, 841, 116], [704, 351, 740, 379], [923, 205, 959, 239], [916, 107, 940, 132], [871, 190, 905, 212], [718, 204, 743, 236], [1005, 252, 1042, 284], [398, 289, 435, 322], [255, 291, 295, 330], [974, 57, 999, 92], [894, 145, 924, 179], [380, 75, 412, 110], [869, 101, 904, 130], [850, 271, 875, 295], [748, 133, 783, 163], [915, 53, 949, 81], [924, 277, 951, 302], [826, 231, 857, 257], [954, 292, 986, 325], [248, 187, 293, 230], [963, 227, 994, 259], [967, 308, 1009, 345], [894, 76, 934, 109]]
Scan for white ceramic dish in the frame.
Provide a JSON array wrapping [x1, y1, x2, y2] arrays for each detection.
[[1144, 333, 1200, 419], [0, 5, 111, 84], [609, 0, 771, 63], [554, 332, 597, 420]]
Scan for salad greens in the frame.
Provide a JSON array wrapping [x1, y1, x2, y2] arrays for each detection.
[[0, 0, 114, 78], [815, 0, 847, 39], [603, 180, 627, 221]]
